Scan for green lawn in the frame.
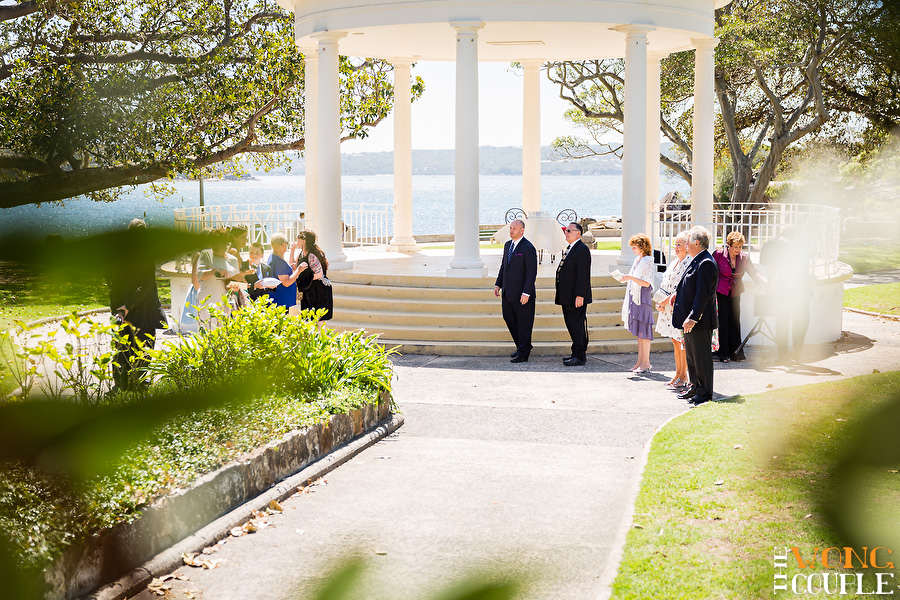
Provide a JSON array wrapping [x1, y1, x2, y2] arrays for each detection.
[[844, 282, 900, 316], [611, 372, 900, 599], [0, 263, 171, 395], [839, 241, 900, 274]]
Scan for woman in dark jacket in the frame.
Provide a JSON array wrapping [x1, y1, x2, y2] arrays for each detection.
[[291, 230, 333, 321], [712, 231, 766, 362]]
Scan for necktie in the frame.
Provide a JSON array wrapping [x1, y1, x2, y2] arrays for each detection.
[[508, 241, 515, 262]]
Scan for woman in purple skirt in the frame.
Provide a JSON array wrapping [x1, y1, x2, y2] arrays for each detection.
[[620, 233, 656, 374]]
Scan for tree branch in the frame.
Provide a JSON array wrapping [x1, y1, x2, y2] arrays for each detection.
[[0, 0, 78, 22]]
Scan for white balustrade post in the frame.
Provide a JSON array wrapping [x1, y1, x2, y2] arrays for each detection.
[[691, 37, 718, 226], [616, 25, 654, 269], [301, 45, 319, 234], [312, 31, 350, 269], [522, 59, 542, 215], [389, 59, 419, 252], [447, 21, 486, 277], [646, 52, 664, 241]]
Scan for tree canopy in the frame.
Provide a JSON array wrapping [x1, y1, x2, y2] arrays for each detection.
[[0, 0, 418, 208], [547, 0, 889, 206]]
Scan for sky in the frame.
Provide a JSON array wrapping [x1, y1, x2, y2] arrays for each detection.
[[339, 61, 584, 154]]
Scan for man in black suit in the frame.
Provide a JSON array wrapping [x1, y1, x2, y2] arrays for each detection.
[[495, 219, 538, 363], [672, 226, 719, 404], [106, 219, 168, 392], [555, 222, 592, 366]]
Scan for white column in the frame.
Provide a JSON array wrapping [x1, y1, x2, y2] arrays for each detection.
[[521, 59, 542, 215], [311, 31, 350, 269], [301, 45, 319, 234], [389, 59, 419, 252], [616, 25, 654, 269], [691, 37, 718, 225], [646, 53, 664, 231], [448, 21, 486, 277]]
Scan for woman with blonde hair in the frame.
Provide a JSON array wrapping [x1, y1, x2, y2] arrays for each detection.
[[655, 231, 693, 388], [619, 233, 655, 374]]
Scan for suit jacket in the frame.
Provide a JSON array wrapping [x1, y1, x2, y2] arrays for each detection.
[[554, 239, 593, 306], [494, 237, 537, 301], [107, 253, 166, 332], [673, 249, 719, 330]]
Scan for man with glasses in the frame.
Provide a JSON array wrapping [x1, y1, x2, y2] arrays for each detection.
[[495, 219, 538, 363], [555, 222, 592, 365]]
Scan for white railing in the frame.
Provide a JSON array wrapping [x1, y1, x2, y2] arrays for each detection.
[[173, 204, 307, 248], [173, 203, 393, 248], [341, 203, 392, 247], [651, 203, 842, 277]]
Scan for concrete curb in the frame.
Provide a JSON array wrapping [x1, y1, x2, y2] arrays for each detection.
[[596, 405, 694, 600], [843, 307, 900, 321], [83, 413, 404, 600]]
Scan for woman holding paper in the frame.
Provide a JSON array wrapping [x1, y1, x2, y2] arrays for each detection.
[[620, 233, 655, 374], [655, 231, 693, 388]]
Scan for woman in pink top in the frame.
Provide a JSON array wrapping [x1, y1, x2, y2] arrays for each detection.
[[712, 231, 766, 362]]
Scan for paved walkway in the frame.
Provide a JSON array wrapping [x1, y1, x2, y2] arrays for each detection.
[[127, 311, 899, 600]]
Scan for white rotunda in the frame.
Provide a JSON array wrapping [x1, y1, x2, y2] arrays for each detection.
[[275, 0, 732, 274]]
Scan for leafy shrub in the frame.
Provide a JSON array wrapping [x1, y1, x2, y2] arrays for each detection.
[[149, 298, 395, 398], [1, 298, 396, 574], [0, 313, 123, 404]]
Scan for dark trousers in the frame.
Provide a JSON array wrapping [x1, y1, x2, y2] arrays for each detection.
[[684, 327, 714, 399], [502, 296, 535, 357], [716, 292, 742, 358], [561, 304, 588, 361], [113, 323, 156, 390]]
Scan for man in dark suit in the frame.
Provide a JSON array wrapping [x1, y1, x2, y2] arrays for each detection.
[[494, 219, 538, 363], [555, 222, 592, 366], [672, 226, 719, 404], [106, 219, 168, 392]]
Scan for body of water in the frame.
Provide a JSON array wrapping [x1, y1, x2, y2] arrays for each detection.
[[1, 174, 690, 237]]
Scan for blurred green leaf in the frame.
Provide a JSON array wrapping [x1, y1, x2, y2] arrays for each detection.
[[0, 380, 263, 480]]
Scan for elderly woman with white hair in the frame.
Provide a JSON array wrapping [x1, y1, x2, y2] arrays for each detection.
[[655, 231, 694, 389]]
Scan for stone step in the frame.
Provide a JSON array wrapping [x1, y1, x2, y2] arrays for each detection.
[[331, 282, 626, 301], [334, 307, 624, 327], [329, 270, 621, 289], [368, 338, 673, 356], [327, 321, 655, 343], [332, 295, 624, 314]]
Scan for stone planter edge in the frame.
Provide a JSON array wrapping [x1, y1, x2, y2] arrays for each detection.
[[43, 391, 397, 600]]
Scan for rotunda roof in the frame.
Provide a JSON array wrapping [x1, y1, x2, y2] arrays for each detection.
[[277, 0, 732, 60]]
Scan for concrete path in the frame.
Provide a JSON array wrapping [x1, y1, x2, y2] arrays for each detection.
[[129, 311, 900, 600]]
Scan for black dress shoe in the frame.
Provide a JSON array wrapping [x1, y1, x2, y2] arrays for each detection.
[[677, 386, 698, 400], [689, 396, 711, 405], [563, 357, 586, 366], [511, 352, 519, 358], [511, 355, 529, 363]]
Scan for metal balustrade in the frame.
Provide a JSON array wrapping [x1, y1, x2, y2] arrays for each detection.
[[341, 203, 393, 247], [173, 204, 308, 248], [173, 203, 392, 249], [651, 203, 842, 277]]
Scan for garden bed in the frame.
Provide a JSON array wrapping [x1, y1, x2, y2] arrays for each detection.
[[0, 300, 397, 599]]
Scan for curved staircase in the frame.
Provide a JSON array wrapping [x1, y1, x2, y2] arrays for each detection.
[[327, 270, 671, 356]]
